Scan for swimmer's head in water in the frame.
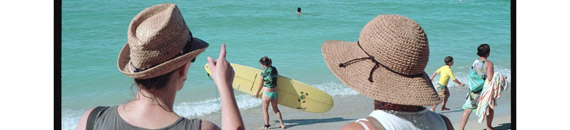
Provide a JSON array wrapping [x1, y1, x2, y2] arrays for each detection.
[[297, 7, 301, 12]]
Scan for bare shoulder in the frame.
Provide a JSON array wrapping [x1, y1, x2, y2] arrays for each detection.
[[200, 120, 221, 130], [485, 60, 494, 66], [340, 122, 365, 130], [75, 107, 96, 130]]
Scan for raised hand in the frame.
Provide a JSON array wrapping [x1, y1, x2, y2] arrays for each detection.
[[206, 43, 244, 130], [207, 43, 235, 90]]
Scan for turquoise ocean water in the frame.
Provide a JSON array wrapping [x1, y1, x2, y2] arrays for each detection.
[[62, 0, 511, 129]]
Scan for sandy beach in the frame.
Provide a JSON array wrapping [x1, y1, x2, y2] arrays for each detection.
[[197, 85, 511, 130]]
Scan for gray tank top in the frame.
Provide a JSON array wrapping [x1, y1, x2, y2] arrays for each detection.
[[91, 106, 201, 130]]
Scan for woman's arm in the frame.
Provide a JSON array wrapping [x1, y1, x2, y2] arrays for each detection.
[[485, 60, 494, 81], [207, 44, 245, 130]]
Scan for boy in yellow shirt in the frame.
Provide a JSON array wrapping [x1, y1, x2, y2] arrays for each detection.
[[430, 56, 465, 112]]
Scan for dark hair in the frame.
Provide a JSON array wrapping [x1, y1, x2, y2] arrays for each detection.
[[259, 56, 272, 66], [134, 69, 177, 90], [477, 44, 490, 57], [297, 7, 301, 12], [444, 56, 453, 65]]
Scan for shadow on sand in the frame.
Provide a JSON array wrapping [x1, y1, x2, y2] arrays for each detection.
[[439, 109, 464, 114], [492, 123, 511, 130], [476, 123, 511, 130], [276, 117, 354, 129]]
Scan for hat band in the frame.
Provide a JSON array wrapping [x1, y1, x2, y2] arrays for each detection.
[[130, 32, 195, 73], [338, 41, 424, 82]]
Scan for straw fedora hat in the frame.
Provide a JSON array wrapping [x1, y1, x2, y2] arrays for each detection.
[[118, 3, 208, 79], [321, 15, 441, 106]]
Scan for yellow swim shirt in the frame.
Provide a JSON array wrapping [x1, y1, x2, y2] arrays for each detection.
[[436, 65, 456, 86]]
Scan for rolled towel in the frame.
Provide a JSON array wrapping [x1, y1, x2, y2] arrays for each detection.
[[476, 72, 508, 123]]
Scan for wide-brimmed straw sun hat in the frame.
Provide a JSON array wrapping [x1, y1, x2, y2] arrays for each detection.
[[321, 15, 441, 106], [118, 3, 208, 79]]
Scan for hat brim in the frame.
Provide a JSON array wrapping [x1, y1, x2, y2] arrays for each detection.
[[322, 40, 441, 106], [118, 37, 209, 79]]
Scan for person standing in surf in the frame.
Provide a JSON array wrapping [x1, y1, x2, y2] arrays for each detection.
[[253, 56, 285, 129], [430, 56, 466, 112]]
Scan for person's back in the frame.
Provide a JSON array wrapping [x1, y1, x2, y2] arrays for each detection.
[[89, 106, 201, 130], [436, 65, 455, 86], [261, 66, 278, 87]]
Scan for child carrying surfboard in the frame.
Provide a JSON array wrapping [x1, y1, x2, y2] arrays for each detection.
[[430, 56, 466, 112]]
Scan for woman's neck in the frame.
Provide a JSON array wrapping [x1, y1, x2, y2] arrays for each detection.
[[133, 88, 176, 112], [374, 101, 425, 112], [479, 56, 488, 60]]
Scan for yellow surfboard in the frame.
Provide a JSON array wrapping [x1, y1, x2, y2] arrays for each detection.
[[205, 63, 333, 113]]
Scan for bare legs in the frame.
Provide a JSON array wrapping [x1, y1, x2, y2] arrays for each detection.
[[486, 108, 494, 130], [262, 94, 270, 129], [262, 94, 285, 129], [271, 97, 285, 129], [441, 89, 450, 111], [460, 109, 471, 130], [430, 90, 450, 111], [460, 108, 494, 130]]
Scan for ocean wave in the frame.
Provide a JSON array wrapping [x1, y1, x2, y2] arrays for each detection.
[[174, 82, 359, 118], [62, 109, 86, 130], [62, 67, 509, 130], [312, 82, 359, 96], [174, 94, 261, 118]]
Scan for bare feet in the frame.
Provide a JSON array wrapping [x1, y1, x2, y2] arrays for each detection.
[[441, 107, 450, 111], [280, 125, 286, 129], [430, 105, 437, 112]]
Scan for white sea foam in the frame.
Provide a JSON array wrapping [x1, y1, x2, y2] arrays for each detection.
[[173, 82, 358, 118], [62, 69, 509, 130], [312, 82, 359, 96], [174, 94, 262, 118], [62, 68, 510, 130], [62, 109, 86, 130]]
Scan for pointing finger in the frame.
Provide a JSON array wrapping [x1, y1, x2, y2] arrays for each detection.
[[219, 43, 226, 60]]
